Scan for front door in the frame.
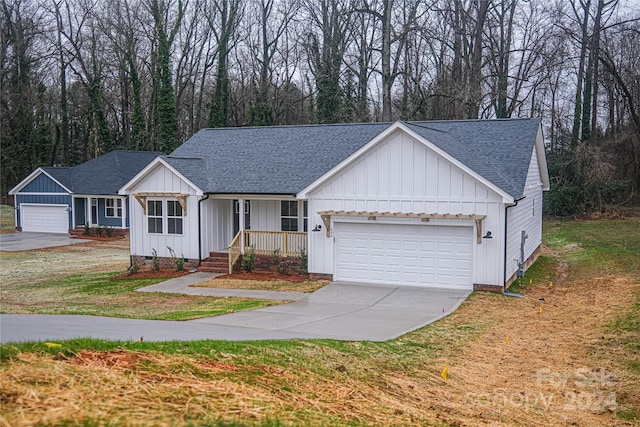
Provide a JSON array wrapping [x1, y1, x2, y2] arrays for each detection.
[[233, 200, 251, 235], [91, 198, 98, 225]]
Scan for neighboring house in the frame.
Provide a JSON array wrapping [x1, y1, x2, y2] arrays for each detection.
[[9, 150, 161, 234], [120, 119, 549, 292]]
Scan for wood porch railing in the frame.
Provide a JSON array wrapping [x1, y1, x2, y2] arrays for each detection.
[[228, 230, 307, 274]]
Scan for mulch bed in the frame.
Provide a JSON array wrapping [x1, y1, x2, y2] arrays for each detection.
[[215, 272, 311, 282], [74, 235, 126, 241], [112, 270, 191, 280]]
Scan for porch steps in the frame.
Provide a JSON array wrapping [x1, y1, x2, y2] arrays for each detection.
[[198, 252, 230, 274]]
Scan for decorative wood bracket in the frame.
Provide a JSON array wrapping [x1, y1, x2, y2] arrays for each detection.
[[133, 193, 189, 216], [317, 210, 487, 243], [134, 194, 148, 215], [320, 214, 332, 237]]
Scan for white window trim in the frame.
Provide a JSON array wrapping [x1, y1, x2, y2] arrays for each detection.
[[147, 199, 164, 234], [166, 200, 184, 235], [281, 200, 298, 232], [146, 198, 184, 235], [105, 198, 123, 218]]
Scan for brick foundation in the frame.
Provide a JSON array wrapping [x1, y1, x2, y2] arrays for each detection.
[[131, 255, 199, 271], [309, 273, 333, 281], [473, 283, 504, 293], [238, 253, 306, 274], [504, 245, 542, 290]]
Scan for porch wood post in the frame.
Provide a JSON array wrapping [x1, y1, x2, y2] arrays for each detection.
[[239, 198, 245, 255], [282, 233, 288, 257]]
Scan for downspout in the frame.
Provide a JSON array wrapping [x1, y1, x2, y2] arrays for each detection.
[[503, 196, 526, 290], [198, 194, 210, 266]]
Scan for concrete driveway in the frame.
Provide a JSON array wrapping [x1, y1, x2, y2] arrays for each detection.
[[0, 232, 89, 251], [0, 281, 470, 343]]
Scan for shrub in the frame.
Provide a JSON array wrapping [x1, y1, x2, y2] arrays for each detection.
[[95, 226, 104, 236], [297, 248, 308, 275], [129, 259, 140, 275], [83, 223, 91, 236], [167, 246, 185, 271], [241, 247, 256, 272], [151, 248, 160, 272], [105, 227, 114, 237], [276, 259, 290, 275], [272, 248, 281, 271]]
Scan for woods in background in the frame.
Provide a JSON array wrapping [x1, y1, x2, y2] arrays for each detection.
[[2, 0, 639, 215]]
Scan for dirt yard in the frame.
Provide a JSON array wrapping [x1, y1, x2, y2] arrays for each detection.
[[0, 238, 130, 287]]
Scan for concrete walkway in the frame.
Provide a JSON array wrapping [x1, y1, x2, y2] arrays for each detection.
[[137, 272, 306, 301], [0, 232, 90, 251], [0, 277, 470, 343]]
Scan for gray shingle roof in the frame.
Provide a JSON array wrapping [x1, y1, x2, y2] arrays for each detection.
[[41, 151, 162, 195], [41, 167, 73, 191], [170, 123, 390, 194], [168, 119, 541, 199]]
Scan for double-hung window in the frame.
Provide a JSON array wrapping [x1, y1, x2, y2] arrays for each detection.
[[147, 199, 184, 235], [105, 198, 122, 217], [147, 200, 163, 234], [281, 201, 298, 231], [281, 201, 308, 232], [167, 200, 183, 234]]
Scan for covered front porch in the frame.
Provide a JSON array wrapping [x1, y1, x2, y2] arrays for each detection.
[[199, 196, 309, 273]]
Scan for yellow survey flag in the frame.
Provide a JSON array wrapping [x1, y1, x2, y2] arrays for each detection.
[[506, 336, 510, 345], [44, 342, 62, 349], [549, 281, 553, 288], [441, 365, 449, 380], [539, 306, 543, 314]]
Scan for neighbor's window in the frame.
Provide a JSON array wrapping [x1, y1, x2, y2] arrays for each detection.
[[105, 198, 122, 217], [167, 200, 183, 235], [281, 200, 298, 231], [147, 200, 163, 234]]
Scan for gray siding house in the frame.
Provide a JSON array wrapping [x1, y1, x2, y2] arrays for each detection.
[[9, 151, 160, 234]]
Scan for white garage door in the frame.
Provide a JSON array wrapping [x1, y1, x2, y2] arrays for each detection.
[[21, 205, 69, 234], [335, 222, 473, 290]]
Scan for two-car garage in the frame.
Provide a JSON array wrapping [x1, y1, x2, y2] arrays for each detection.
[[334, 222, 474, 290], [20, 204, 70, 234]]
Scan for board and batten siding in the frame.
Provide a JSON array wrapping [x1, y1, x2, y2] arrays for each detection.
[[200, 198, 233, 253], [19, 172, 68, 193], [249, 200, 280, 231], [127, 164, 201, 260], [15, 172, 72, 229], [505, 147, 544, 282], [307, 130, 506, 286]]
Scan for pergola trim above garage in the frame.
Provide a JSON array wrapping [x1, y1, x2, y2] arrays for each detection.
[[317, 210, 487, 243]]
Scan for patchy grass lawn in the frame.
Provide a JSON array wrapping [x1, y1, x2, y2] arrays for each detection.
[[193, 277, 329, 293], [0, 239, 131, 287], [0, 204, 16, 233], [1, 218, 639, 426], [0, 272, 287, 320]]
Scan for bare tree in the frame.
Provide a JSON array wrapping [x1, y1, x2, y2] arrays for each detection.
[[207, 0, 243, 128]]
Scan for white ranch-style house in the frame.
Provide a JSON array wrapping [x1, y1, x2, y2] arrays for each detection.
[[119, 119, 549, 292]]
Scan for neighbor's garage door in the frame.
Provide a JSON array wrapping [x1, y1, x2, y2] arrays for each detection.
[[21, 204, 69, 234], [334, 222, 473, 290]]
